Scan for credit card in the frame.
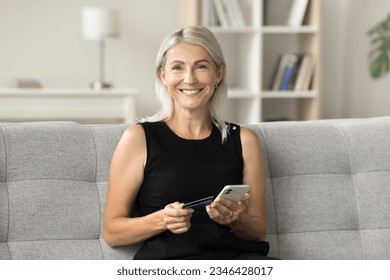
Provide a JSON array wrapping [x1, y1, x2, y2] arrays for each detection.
[[183, 196, 214, 210]]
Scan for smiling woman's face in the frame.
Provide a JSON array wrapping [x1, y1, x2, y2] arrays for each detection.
[[159, 43, 224, 115]]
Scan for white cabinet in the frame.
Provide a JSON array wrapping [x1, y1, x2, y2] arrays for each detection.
[[180, 0, 321, 123], [0, 88, 138, 123]]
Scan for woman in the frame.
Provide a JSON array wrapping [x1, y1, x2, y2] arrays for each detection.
[[103, 25, 270, 259]]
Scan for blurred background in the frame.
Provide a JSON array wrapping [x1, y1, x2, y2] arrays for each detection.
[[0, 0, 389, 123]]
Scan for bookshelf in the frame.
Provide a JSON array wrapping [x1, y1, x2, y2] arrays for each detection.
[[179, 0, 321, 123]]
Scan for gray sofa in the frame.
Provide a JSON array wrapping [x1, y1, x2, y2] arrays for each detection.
[[1, 117, 389, 260]]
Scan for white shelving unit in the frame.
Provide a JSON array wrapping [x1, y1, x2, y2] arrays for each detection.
[[0, 88, 138, 123], [180, 0, 321, 123]]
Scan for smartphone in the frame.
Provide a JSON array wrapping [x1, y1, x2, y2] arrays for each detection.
[[214, 184, 249, 203]]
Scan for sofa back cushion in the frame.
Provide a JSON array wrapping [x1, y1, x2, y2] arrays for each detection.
[[0, 122, 140, 259], [249, 117, 390, 259]]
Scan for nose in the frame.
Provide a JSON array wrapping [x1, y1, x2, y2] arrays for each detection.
[[184, 69, 197, 85]]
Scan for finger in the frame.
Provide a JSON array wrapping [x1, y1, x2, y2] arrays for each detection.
[[206, 204, 218, 219], [170, 223, 191, 234], [164, 203, 193, 231], [214, 197, 236, 208], [239, 193, 250, 205], [210, 201, 235, 216], [167, 220, 192, 234], [164, 210, 194, 228], [165, 202, 194, 217], [206, 204, 221, 220], [213, 199, 241, 218], [207, 204, 231, 222]]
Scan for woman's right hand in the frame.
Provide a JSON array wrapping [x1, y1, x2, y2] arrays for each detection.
[[163, 202, 194, 234]]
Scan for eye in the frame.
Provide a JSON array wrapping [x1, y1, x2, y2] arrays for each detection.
[[171, 65, 183, 71], [195, 64, 208, 70]]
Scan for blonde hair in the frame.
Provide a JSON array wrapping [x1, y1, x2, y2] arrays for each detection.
[[141, 25, 229, 142]]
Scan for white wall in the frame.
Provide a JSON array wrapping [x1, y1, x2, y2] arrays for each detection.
[[342, 0, 390, 118], [321, 0, 348, 118], [321, 0, 390, 119], [1, 0, 390, 121], [0, 0, 179, 118]]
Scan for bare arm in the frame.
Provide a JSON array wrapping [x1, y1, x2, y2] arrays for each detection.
[[206, 127, 267, 241], [103, 124, 193, 247]]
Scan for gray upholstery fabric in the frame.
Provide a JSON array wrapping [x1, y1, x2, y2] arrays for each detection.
[[8, 240, 103, 260], [0, 122, 136, 260], [0, 118, 389, 259], [248, 117, 390, 260]]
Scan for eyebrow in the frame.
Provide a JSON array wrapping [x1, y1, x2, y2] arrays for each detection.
[[169, 59, 211, 65]]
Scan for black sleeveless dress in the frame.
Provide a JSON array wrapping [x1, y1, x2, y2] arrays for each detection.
[[133, 121, 269, 259]]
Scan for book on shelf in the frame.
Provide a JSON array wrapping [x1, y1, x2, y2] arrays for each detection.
[[300, 54, 316, 90], [213, 0, 229, 27], [286, 0, 309, 27], [206, 0, 219, 26], [268, 54, 282, 90], [279, 54, 298, 91], [269, 53, 316, 91], [226, 0, 246, 27], [208, 0, 245, 28], [294, 53, 315, 90], [269, 53, 291, 90]]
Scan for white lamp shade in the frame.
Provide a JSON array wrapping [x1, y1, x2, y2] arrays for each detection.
[[82, 7, 120, 40]]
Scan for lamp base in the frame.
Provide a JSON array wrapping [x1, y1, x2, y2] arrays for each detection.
[[90, 81, 112, 90]]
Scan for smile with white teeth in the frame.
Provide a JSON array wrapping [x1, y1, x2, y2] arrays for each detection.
[[180, 88, 203, 95]]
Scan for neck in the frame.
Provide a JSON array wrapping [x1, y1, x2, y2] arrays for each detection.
[[166, 110, 213, 140]]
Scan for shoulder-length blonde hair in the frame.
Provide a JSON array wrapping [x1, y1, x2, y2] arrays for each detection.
[[141, 25, 229, 142]]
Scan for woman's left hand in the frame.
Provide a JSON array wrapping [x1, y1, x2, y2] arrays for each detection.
[[206, 193, 250, 226]]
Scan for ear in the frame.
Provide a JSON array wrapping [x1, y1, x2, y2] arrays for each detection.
[[217, 64, 226, 84], [159, 66, 167, 86]]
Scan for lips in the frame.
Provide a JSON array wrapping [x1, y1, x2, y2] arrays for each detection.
[[179, 88, 204, 95]]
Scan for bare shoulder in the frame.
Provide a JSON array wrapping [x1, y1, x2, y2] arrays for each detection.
[[116, 124, 146, 151], [122, 123, 146, 143], [240, 126, 263, 164], [240, 127, 260, 148], [112, 124, 147, 165]]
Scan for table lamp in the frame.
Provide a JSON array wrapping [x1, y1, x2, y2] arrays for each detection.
[[82, 7, 120, 90]]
